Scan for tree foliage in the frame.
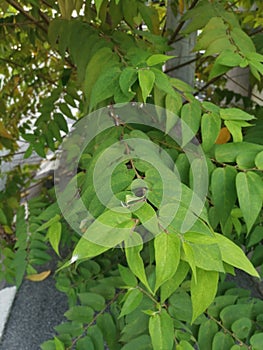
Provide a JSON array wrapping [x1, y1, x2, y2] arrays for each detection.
[[0, 0, 263, 349]]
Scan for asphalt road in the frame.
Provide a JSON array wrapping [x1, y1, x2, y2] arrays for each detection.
[[0, 275, 68, 350]]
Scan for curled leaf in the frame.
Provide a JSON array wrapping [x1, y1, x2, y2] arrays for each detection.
[[215, 127, 231, 144], [26, 270, 51, 282]]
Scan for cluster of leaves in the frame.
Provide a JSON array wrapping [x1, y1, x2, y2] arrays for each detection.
[[41, 253, 263, 350], [0, 0, 263, 350], [1, 187, 55, 285]]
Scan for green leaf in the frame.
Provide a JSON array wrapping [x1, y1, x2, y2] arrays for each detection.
[[154, 232, 180, 292], [120, 301, 150, 342], [160, 260, 189, 303], [170, 78, 195, 93], [214, 233, 259, 277], [236, 172, 263, 233], [231, 27, 256, 54], [182, 1, 218, 33], [41, 340, 56, 350], [255, 151, 263, 170], [97, 313, 117, 349], [146, 54, 175, 67], [187, 240, 224, 273], [175, 153, 190, 185], [182, 241, 197, 283], [59, 103, 73, 120], [224, 121, 243, 143], [149, 310, 174, 350], [214, 142, 263, 163], [0, 209, 8, 225], [165, 93, 182, 119], [248, 226, 263, 248], [231, 317, 252, 339], [70, 240, 109, 266], [212, 332, 235, 350], [133, 202, 159, 236], [118, 264, 137, 287], [54, 337, 65, 350], [76, 336, 94, 350], [215, 50, 242, 67], [119, 67, 137, 95], [78, 292, 105, 311], [64, 306, 94, 323], [54, 321, 83, 338], [177, 340, 194, 350], [250, 333, 263, 350], [209, 63, 229, 80], [168, 290, 192, 323], [220, 108, 255, 121], [84, 47, 119, 102], [205, 37, 234, 57], [220, 304, 253, 329], [72, 210, 133, 262], [87, 325, 105, 350], [90, 67, 121, 110], [138, 3, 159, 34], [201, 113, 221, 151], [54, 113, 68, 133], [207, 295, 238, 318], [94, 0, 104, 13], [138, 69, 155, 103], [47, 221, 61, 256], [152, 69, 176, 95], [236, 151, 256, 169], [125, 232, 152, 292], [211, 166, 237, 226], [121, 335, 152, 350], [119, 288, 143, 318], [195, 17, 228, 50], [181, 100, 201, 146], [191, 268, 219, 322], [198, 319, 218, 350]]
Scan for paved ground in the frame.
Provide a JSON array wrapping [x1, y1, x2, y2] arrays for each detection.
[[0, 275, 68, 350]]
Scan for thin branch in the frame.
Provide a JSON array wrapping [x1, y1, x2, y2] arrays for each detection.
[[0, 20, 46, 27], [164, 56, 199, 73], [0, 57, 24, 68], [38, 10, 50, 25], [6, 0, 48, 33], [225, 73, 263, 103], [40, 0, 53, 9], [249, 27, 263, 36], [194, 75, 224, 95], [168, 0, 200, 45]]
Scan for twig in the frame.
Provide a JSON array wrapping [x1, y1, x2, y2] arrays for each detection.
[[225, 73, 263, 103], [0, 20, 46, 26], [164, 56, 199, 73], [168, 0, 200, 44], [6, 0, 48, 33]]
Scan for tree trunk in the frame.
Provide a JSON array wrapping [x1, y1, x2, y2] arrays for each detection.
[[165, 0, 196, 87]]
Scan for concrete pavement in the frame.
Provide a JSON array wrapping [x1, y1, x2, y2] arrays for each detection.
[[0, 275, 68, 350]]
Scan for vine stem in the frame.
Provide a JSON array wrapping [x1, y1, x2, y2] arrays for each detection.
[[137, 285, 158, 305], [68, 290, 125, 350], [207, 314, 251, 349], [130, 159, 142, 179]]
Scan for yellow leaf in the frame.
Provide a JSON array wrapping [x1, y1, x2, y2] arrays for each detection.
[[0, 121, 13, 139], [179, 0, 184, 14], [26, 270, 51, 282], [215, 127, 231, 144]]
